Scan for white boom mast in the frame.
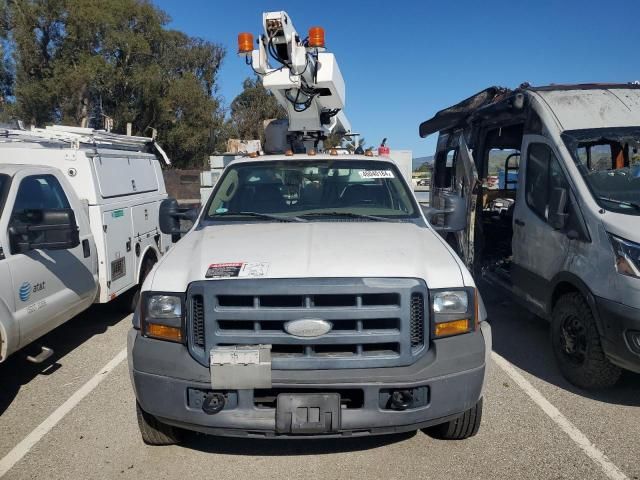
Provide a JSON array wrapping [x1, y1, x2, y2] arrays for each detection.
[[238, 11, 352, 152]]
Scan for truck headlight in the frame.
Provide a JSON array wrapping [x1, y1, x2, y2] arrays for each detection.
[[142, 293, 185, 343], [608, 234, 640, 279], [431, 289, 476, 338]]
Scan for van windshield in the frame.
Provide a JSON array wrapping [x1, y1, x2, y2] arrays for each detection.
[[203, 159, 419, 222], [562, 127, 640, 215]]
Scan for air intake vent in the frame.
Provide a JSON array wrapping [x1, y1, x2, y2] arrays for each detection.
[[192, 295, 205, 348], [410, 293, 425, 349], [110, 257, 126, 281]]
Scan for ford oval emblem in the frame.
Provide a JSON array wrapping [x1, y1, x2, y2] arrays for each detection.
[[284, 319, 332, 338]]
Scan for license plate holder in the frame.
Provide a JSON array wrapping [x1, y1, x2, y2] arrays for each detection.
[[210, 345, 271, 389], [275, 393, 341, 434]]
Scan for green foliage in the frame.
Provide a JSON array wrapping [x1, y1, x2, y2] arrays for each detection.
[[1, 0, 225, 167], [228, 76, 285, 144]]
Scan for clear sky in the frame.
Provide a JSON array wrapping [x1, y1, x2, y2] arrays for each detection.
[[154, 0, 640, 158]]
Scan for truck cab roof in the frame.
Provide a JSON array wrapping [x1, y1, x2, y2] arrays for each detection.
[[226, 153, 395, 166], [0, 164, 58, 177]]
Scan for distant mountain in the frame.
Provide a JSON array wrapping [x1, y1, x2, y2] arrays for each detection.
[[412, 155, 434, 171]]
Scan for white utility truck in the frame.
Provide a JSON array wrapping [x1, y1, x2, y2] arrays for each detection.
[[0, 126, 171, 363], [129, 11, 491, 444]]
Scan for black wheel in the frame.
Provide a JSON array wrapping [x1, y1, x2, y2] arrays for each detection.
[[136, 402, 181, 445], [551, 292, 621, 389], [424, 398, 483, 440], [119, 255, 155, 314]]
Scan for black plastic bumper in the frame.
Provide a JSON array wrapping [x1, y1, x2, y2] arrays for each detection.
[[128, 324, 489, 438], [597, 297, 640, 373]]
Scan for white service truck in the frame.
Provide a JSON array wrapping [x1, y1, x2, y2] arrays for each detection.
[[129, 11, 491, 444], [0, 126, 171, 363]]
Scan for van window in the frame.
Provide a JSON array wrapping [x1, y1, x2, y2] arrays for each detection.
[[525, 143, 569, 221], [434, 149, 457, 189]]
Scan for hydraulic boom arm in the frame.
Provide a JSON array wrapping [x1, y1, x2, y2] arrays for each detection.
[[239, 11, 351, 149]]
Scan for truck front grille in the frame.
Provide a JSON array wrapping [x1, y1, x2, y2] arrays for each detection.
[[187, 278, 428, 370], [410, 293, 425, 349]]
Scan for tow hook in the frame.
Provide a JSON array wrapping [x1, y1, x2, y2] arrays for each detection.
[[390, 390, 413, 410], [202, 393, 226, 415]]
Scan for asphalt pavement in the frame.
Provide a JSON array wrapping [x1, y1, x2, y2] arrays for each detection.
[[1, 287, 638, 480]]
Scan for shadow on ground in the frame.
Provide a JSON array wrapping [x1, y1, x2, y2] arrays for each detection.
[[0, 303, 127, 415], [179, 430, 416, 455], [480, 281, 640, 407]]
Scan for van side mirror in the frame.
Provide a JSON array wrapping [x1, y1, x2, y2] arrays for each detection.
[[549, 187, 569, 230], [422, 192, 467, 232], [159, 198, 199, 237], [9, 209, 80, 254]]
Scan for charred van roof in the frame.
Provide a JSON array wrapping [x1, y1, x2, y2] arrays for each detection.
[[419, 82, 640, 138]]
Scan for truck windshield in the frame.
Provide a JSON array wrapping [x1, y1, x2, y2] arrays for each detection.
[[203, 159, 419, 222], [562, 127, 640, 215]]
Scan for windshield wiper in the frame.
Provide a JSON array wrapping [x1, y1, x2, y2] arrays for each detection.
[[597, 196, 640, 211], [211, 211, 307, 222], [299, 211, 400, 222]]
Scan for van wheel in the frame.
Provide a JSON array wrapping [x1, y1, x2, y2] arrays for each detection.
[[551, 293, 621, 389], [424, 398, 482, 440], [136, 402, 181, 445]]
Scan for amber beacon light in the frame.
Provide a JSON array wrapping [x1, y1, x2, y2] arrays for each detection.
[[237, 32, 254, 55], [308, 26, 325, 48]]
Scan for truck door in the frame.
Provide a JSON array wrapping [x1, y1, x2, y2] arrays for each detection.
[[4, 172, 96, 348], [455, 134, 480, 267], [512, 136, 572, 312]]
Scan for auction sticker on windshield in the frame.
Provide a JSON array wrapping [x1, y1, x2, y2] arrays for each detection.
[[358, 170, 394, 179], [206, 262, 269, 278]]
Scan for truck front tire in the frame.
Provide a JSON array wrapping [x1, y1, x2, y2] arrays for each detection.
[[551, 293, 621, 389], [136, 402, 181, 445], [424, 397, 483, 440]]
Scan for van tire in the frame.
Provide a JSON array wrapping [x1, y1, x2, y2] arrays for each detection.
[[551, 293, 621, 389], [424, 397, 482, 440], [136, 402, 181, 445]]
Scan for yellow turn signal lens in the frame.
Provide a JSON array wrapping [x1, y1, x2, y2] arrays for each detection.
[[146, 323, 183, 343], [435, 319, 470, 338]]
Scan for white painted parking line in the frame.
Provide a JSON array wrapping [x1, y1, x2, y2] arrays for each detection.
[[0, 348, 127, 478], [491, 352, 629, 480]]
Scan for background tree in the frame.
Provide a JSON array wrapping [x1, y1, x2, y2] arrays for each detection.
[[1, 0, 226, 167], [228, 76, 285, 144]]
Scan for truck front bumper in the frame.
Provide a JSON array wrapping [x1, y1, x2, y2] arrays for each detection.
[[128, 321, 491, 438], [597, 297, 640, 373]]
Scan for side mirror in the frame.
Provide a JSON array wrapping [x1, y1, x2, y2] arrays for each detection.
[[9, 209, 80, 254], [422, 192, 468, 232], [548, 187, 569, 230], [159, 198, 199, 237]]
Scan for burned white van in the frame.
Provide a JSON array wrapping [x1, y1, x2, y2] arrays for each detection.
[[420, 83, 640, 389]]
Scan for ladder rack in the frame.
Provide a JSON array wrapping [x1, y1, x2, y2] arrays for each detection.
[[0, 125, 171, 164]]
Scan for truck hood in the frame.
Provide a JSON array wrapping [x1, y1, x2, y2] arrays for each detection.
[[149, 222, 468, 292]]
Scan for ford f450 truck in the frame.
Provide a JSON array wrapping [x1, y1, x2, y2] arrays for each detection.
[[129, 153, 491, 442], [128, 11, 491, 443]]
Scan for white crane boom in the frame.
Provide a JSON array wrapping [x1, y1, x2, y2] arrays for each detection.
[[239, 11, 351, 152]]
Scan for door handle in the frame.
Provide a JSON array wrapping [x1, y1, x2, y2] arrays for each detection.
[[514, 219, 525, 227]]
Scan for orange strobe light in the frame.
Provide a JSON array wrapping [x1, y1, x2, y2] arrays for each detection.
[[308, 26, 325, 48], [238, 32, 254, 55]]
